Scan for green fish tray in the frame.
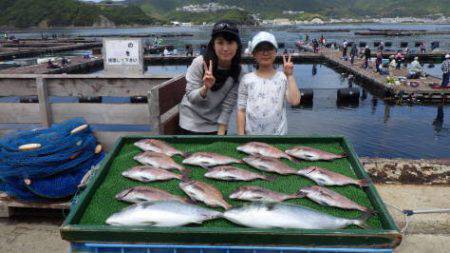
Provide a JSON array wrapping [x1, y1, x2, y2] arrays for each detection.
[[61, 135, 401, 248]]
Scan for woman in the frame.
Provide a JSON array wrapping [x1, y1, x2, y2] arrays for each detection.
[[179, 20, 243, 135]]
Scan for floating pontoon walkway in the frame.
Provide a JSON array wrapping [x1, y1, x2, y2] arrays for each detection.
[[2, 46, 448, 103], [0, 40, 102, 61], [318, 47, 449, 103], [0, 56, 102, 74]]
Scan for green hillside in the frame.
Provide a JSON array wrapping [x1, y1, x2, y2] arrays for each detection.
[[0, 0, 162, 28], [135, 0, 450, 19], [1, 0, 448, 28]]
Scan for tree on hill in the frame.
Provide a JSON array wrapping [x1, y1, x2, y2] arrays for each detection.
[[0, 0, 161, 28]]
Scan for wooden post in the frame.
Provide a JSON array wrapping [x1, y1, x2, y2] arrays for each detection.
[[147, 86, 162, 135], [36, 77, 52, 127], [0, 202, 11, 218]]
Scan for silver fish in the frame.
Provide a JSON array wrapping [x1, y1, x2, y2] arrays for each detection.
[[115, 186, 188, 204], [77, 168, 94, 189], [182, 152, 241, 169], [122, 166, 183, 182], [223, 202, 371, 229], [179, 179, 231, 209], [285, 146, 346, 161], [230, 186, 301, 202], [297, 166, 369, 187], [237, 142, 294, 161], [204, 166, 274, 181], [134, 139, 186, 157], [106, 200, 222, 227], [134, 151, 186, 172], [243, 156, 298, 175], [298, 186, 375, 213]]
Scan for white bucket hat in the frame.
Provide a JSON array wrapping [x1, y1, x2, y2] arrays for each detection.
[[250, 31, 278, 53]]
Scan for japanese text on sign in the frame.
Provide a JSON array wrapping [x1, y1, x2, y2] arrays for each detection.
[[105, 40, 140, 66]]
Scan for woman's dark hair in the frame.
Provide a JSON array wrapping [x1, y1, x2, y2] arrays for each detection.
[[203, 21, 242, 91]]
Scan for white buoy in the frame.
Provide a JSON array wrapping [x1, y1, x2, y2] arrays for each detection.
[[71, 124, 88, 134], [18, 143, 41, 151], [24, 179, 32, 185], [95, 144, 102, 154]]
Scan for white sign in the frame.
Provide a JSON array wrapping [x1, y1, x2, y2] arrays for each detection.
[[105, 39, 140, 66]]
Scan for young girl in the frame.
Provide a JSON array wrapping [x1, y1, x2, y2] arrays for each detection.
[[237, 32, 301, 135]]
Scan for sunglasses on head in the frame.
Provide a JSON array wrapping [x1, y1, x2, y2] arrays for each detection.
[[213, 22, 238, 34]]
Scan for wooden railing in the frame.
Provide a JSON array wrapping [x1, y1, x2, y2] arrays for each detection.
[[148, 74, 186, 135], [0, 73, 184, 150]]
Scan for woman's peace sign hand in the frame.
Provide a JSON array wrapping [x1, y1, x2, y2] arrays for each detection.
[[283, 54, 294, 77], [203, 60, 216, 89]]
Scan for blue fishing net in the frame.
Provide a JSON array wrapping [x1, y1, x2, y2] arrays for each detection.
[[0, 118, 105, 201], [0, 180, 41, 201], [0, 153, 104, 201], [0, 118, 97, 178]]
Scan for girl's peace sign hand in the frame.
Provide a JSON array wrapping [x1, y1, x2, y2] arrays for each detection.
[[283, 54, 294, 77], [203, 60, 216, 89]]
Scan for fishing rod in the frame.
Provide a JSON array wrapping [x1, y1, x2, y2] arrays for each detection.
[[402, 208, 450, 216], [386, 203, 450, 233]]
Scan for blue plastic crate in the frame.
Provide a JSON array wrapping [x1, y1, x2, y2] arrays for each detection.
[[69, 243, 393, 253]]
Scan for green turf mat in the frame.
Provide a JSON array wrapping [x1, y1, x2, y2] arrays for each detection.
[[79, 137, 382, 229]]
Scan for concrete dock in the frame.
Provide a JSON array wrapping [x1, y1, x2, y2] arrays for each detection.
[[0, 157, 447, 252], [1, 182, 448, 252]]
